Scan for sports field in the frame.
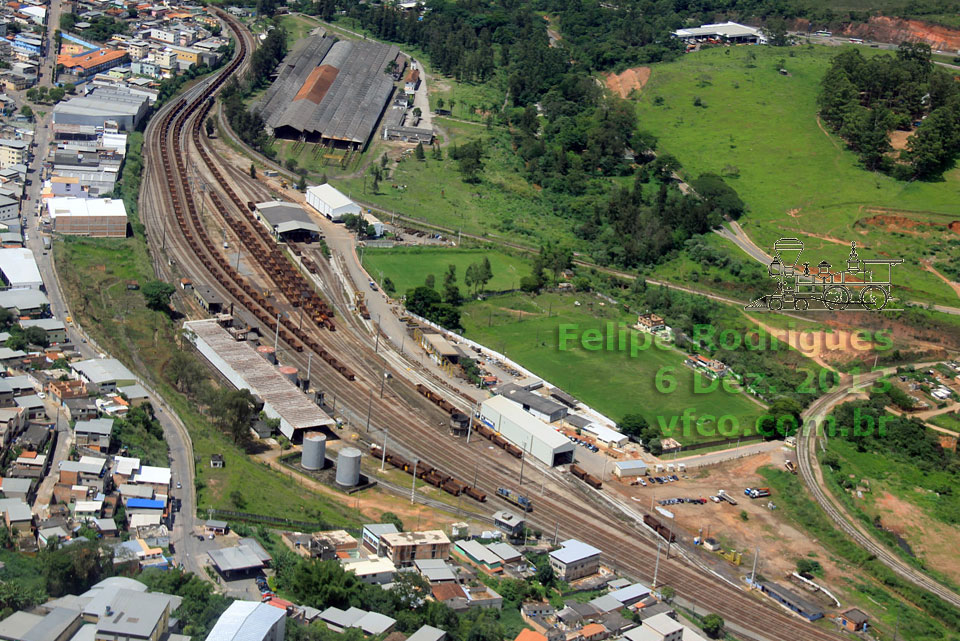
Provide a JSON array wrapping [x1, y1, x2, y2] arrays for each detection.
[[361, 246, 531, 296], [461, 292, 765, 444], [634, 45, 960, 307]]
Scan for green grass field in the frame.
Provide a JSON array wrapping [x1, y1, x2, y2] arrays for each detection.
[[460, 292, 764, 443], [361, 246, 531, 296], [930, 411, 960, 432], [337, 119, 574, 245], [634, 45, 960, 307]]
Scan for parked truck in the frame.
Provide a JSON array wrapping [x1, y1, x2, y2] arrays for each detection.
[[745, 487, 771, 499], [717, 489, 738, 505]]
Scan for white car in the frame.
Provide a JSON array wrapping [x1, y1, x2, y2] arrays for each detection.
[[37, 392, 46, 399]]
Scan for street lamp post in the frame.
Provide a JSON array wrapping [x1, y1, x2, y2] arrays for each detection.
[[273, 312, 281, 351]]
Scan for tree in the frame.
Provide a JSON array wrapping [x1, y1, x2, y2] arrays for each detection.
[[618, 414, 649, 440], [142, 281, 175, 312], [796, 558, 823, 577], [25, 88, 38, 103], [380, 512, 404, 531], [659, 586, 675, 602], [701, 614, 725, 639], [383, 277, 396, 296], [477, 256, 493, 293], [414, 142, 425, 160], [211, 388, 258, 445], [424, 274, 435, 289], [0, 307, 13, 330], [297, 175, 307, 192], [249, 163, 257, 179], [20, 105, 32, 119], [405, 286, 442, 318], [465, 262, 480, 297], [205, 118, 215, 137], [536, 563, 554, 587], [380, 153, 389, 169], [436, 97, 444, 110], [442, 264, 460, 305], [49, 87, 66, 103], [647, 438, 662, 456]]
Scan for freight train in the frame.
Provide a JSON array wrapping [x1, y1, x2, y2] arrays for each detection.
[[570, 464, 602, 489], [643, 514, 676, 542], [471, 420, 524, 458], [370, 445, 486, 502]]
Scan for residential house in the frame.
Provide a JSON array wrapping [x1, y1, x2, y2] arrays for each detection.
[[340, 556, 397, 585], [549, 539, 602, 581], [13, 395, 45, 420], [75, 418, 115, 450], [0, 406, 25, 447], [361, 522, 399, 554], [0, 477, 32, 501]]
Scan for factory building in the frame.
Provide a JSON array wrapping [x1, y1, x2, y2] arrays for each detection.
[[52, 86, 150, 131], [184, 319, 335, 442], [45, 197, 128, 237], [254, 201, 321, 243], [497, 383, 568, 423], [305, 184, 361, 222], [479, 396, 575, 467], [0, 248, 43, 290]]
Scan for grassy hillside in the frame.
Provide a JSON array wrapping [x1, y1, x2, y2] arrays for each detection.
[[634, 45, 960, 307], [361, 246, 531, 296]]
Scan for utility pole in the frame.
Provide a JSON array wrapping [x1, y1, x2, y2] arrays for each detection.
[[652, 541, 661, 588], [306, 353, 312, 384], [553, 521, 559, 545], [749, 546, 759, 586], [379, 368, 387, 399], [380, 429, 388, 471], [374, 314, 381, 354], [364, 388, 373, 432], [466, 415, 473, 444], [273, 312, 281, 351], [410, 458, 418, 503], [519, 439, 529, 485]]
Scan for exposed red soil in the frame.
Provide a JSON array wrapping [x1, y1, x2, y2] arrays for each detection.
[[604, 67, 651, 99], [859, 213, 960, 236], [842, 16, 960, 52]]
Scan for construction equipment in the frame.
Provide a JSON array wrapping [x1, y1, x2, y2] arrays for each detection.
[[717, 489, 738, 505]]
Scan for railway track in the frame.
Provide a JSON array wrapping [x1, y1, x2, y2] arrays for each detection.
[[798, 371, 960, 609], [134, 12, 857, 641]]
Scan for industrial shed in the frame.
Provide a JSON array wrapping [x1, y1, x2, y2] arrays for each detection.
[[254, 201, 321, 242], [184, 319, 335, 442], [305, 184, 361, 222], [479, 395, 574, 467], [257, 35, 401, 150], [497, 383, 568, 423]]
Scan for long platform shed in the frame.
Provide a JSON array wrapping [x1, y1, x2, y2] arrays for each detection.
[[184, 319, 334, 442]]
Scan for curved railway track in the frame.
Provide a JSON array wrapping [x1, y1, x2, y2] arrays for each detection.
[[135, 12, 858, 641], [798, 373, 960, 609]]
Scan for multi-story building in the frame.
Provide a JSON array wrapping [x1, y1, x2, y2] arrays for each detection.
[[548, 539, 602, 582], [379, 530, 451, 567], [0, 139, 27, 169]]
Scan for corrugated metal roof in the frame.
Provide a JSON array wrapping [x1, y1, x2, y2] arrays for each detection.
[[550, 539, 601, 564], [205, 600, 285, 641]]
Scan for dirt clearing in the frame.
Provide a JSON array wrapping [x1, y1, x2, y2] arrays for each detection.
[[889, 129, 914, 151], [873, 491, 960, 585], [605, 67, 651, 98]]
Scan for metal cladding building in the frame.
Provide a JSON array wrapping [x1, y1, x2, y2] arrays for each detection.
[[479, 395, 574, 467], [184, 319, 335, 442], [257, 35, 401, 150], [206, 601, 286, 641], [305, 184, 361, 222], [0, 249, 42, 290], [254, 201, 321, 242], [46, 197, 128, 237]]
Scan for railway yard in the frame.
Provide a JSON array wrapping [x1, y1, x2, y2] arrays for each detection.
[[125, 11, 911, 641]]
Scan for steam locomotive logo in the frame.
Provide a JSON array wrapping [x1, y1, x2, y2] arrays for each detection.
[[746, 239, 902, 312]]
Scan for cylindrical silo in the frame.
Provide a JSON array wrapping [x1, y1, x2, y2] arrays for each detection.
[[335, 447, 362, 486], [257, 345, 277, 364], [302, 434, 326, 471], [279, 366, 298, 386]]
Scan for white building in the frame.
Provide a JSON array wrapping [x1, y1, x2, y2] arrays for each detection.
[[613, 459, 649, 479], [46, 197, 128, 237], [582, 422, 628, 448], [479, 395, 574, 467], [672, 21, 766, 44], [548, 539, 601, 581], [305, 184, 361, 222], [0, 248, 43, 289], [205, 600, 286, 641], [341, 556, 397, 585]]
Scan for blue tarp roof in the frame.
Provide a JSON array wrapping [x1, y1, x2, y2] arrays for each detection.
[[127, 498, 164, 509]]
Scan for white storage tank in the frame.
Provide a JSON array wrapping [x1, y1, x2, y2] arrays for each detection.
[[302, 433, 326, 471], [336, 447, 362, 486]]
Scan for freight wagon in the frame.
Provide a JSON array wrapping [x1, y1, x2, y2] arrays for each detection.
[[570, 464, 602, 489], [643, 514, 676, 542]]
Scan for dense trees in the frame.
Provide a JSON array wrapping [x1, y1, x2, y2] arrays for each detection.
[[405, 285, 462, 331], [818, 44, 960, 178], [139, 570, 230, 638], [142, 281, 175, 312], [112, 405, 168, 465]]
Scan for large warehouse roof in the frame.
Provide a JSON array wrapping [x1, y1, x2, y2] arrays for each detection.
[[206, 601, 285, 641], [255, 201, 320, 235], [0, 248, 42, 289], [184, 319, 335, 439], [258, 35, 400, 146], [46, 197, 127, 219], [482, 396, 569, 449]]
